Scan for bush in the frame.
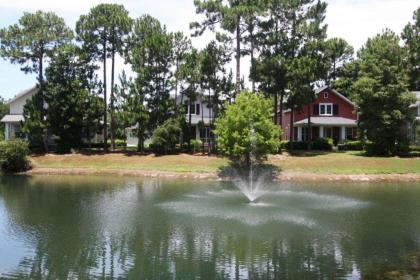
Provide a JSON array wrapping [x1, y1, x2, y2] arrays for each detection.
[[312, 138, 333, 151], [0, 140, 30, 173], [190, 139, 202, 153], [345, 140, 364, 151], [410, 145, 420, 152], [280, 140, 289, 151], [150, 118, 182, 155]]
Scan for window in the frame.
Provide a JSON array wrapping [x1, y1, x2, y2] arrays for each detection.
[[301, 127, 308, 141], [346, 127, 354, 140], [199, 127, 213, 144], [319, 103, 333, 116], [324, 92, 329, 99], [184, 101, 200, 115], [418, 105, 420, 117]]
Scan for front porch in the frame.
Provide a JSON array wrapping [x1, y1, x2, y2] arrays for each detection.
[[294, 117, 357, 144], [1, 115, 25, 140]]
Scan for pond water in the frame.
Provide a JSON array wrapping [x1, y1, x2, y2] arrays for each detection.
[[0, 175, 420, 279]]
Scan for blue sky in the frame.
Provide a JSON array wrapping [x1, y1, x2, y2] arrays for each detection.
[[0, 0, 419, 100]]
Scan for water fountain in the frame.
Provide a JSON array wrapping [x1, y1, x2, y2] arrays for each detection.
[[231, 128, 269, 203]]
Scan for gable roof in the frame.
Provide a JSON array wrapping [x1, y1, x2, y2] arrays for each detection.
[[315, 86, 354, 106], [7, 86, 38, 105]]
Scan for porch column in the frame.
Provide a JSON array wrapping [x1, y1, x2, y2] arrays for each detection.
[[5, 123, 9, 140], [319, 126, 324, 138], [341, 126, 346, 141], [297, 126, 302, 141], [196, 126, 200, 141]]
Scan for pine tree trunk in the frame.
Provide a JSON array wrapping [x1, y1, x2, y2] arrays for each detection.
[[274, 92, 278, 125], [39, 53, 49, 153], [110, 48, 116, 151], [188, 101, 192, 153], [137, 122, 144, 153], [289, 106, 294, 152], [103, 45, 108, 153], [235, 16, 241, 98], [307, 104, 312, 150], [279, 92, 284, 128]]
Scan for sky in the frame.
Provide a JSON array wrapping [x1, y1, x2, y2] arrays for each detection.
[[0, 0, 418, 100]]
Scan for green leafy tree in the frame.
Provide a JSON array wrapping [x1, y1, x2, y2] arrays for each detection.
[[323, 38, 354, 86], [76, 4, 133, 151], [43, 45, 90, 153], [191, 0, 260, 95], [0, 11, 73, 151], [402, 7, 420, 91], [128, 15, 173, 135], [115, 72, 149, 152], [214, 91, 281, 166], [172, 32, 192, 111], [351, 30, 416, 156], [333, 60, 360, 96], [253, 0, 327, 149]]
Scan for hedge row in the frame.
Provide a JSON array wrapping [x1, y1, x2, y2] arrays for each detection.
[[280, 138, 334, 151]]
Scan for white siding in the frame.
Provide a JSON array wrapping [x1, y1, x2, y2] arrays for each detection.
[[9, 91, 35, 115]]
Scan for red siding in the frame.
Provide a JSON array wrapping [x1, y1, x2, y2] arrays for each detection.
[[279, 88, 357, 140]]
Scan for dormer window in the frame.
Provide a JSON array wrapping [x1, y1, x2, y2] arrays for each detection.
[[319, 103, 333, 116], [324, 92, 329, 99]]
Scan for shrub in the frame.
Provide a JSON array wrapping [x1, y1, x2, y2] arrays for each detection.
[[150, 118, 182, 155], [345, 140, 364, 151], [190, 139, 202, 153], [280, 140, 289, 151], [0, 140, 30, 173], [312, 138, 333, 151], [410, 145, 420, 152]]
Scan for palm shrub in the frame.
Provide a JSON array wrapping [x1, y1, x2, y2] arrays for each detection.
[[214, 91, 281, 166], [0, 140, 30, 173]]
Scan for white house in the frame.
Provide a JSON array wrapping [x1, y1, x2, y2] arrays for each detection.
[[126, 94, 215, 147], [1, 87, 38, 140], [1, 86, 104, 144], [180, 95, 214, 144]]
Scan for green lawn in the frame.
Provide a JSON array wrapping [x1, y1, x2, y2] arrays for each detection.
[[29, 151, 420, 175], [269, 151, 420, 174]]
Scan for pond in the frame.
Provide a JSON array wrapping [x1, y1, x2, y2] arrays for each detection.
[[0, 175, 420, 279]]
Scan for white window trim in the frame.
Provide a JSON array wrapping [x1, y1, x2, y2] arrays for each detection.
[[184, 102, 200, 116], [319, 103, 333, 116], [324, 92, 329, 99]]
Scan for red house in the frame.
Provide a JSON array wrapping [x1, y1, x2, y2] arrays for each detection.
[[280, 86, 357, 144]]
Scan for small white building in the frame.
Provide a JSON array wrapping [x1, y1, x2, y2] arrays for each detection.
[[1, 87, 38, 140], [126, 94, 215, 147]]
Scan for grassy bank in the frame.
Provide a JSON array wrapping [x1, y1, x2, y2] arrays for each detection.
[[29, 151, 420, 175]]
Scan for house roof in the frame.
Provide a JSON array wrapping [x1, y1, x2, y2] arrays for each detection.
[[7, 86, 38, 105], [316, 86, 354, 106], [0, 114, 24, 123], [294, 117, 357, 126]]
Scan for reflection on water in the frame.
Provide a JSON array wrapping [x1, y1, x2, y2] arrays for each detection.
[[0, 175, 419, 279]]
